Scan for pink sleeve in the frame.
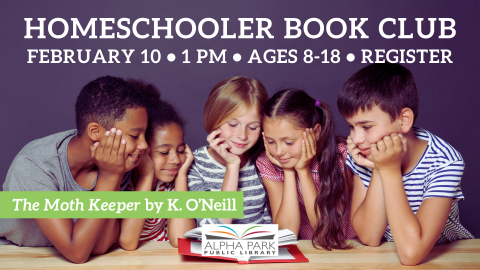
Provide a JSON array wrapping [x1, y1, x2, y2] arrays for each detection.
[[256, 152, 283, 182], [337, 142, 348, 174]]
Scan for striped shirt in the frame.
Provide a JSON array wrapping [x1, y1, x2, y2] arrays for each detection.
[[346, 127, 474, 244], [126, 179, 174, 241], [139, 180, 174, 241], [187, 146, 272, 227], [256, 143, 357, 240]]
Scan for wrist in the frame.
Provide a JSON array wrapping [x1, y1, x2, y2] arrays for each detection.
[[295, 167, 310, 175]]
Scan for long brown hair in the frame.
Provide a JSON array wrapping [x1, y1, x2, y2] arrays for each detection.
[[262, 89, 353, 250]]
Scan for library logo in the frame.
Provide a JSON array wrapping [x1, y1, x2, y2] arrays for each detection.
[[202, 224, 278, 257]]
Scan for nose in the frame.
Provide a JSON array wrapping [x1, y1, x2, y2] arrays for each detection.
[[168, 152, 181, 165], [237, 127, 247, 141], [351, 129, 364, 145], [276, 144, 286, 157], [137, 135, 148, 151]]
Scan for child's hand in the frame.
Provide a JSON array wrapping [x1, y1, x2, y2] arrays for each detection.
[[347, 135, 375, 169], [294, 128, 317, 172], [136, 147, 154, 178], [263, 132, 282, 167], [371, 133, 407, 172], [90, 128, 127, 177], [207, 129, 241, 165], [179, 144, 194, 174]]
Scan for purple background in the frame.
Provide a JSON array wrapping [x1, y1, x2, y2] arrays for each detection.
[[1, 1, 479, 236]]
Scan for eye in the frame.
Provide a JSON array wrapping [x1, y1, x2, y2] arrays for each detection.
[[177, 150, 185, 154], [229, 123, 238, 127], [363, 126, 372, 130], [267, 140, 275, 144], [248, 126, 259, 131], [130, 135, 139, 139], [159, 152, 168, 155], [285, 141, 294, 146]]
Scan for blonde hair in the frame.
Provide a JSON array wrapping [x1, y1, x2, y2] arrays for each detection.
[[203, 76, 268, 133]]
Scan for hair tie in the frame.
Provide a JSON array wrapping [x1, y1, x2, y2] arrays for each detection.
[[315, 99, 321, 107]]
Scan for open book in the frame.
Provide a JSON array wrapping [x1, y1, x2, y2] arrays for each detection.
[[178, 228, 309, 264]]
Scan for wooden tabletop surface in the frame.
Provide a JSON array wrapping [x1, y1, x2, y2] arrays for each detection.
[[1, 239, 479, 269]]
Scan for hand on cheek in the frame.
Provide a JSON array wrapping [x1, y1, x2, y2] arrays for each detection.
[[263, 133, 282, 167], [347, 135, 375, 169], [179, 144, 194, 174], [137, 147, 154, 178], [90, 128, 127, 177], [207, 129, 241, 165], [370, 133, 407, 172], [294, 128, 317, 172]]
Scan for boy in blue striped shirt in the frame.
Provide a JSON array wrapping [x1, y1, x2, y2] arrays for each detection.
[[337, 63, 473, 266]]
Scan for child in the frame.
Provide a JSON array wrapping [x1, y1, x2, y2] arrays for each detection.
[[187, 76, 272, 226], [257, 89, 356, 250], [117, 80, 195, 249], [337, 63, 474, 265], [0, 76, 149, 263]]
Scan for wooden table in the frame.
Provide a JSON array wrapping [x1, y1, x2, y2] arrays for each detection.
[[1, 239, 479, 269]]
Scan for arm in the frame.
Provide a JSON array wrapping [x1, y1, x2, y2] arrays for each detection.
[[350, 171, 387, 246], [262, 178, 283, 222], [168, 145, 196, 248], [207, 129, 242, 224], [117, 147, 154, 251], [294, 129, 319, 228], [346, 135, 388, 246], [36, 128, 127, 263], [371, 134, 452, 265], [273, 170, 301, 237]]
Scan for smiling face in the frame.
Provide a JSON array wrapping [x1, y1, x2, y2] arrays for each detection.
[[263, 117, 304, 169], [216, 106, 261, 157], [111, 107, 149, 171], [346, 106, 402, 161], [149, 123, 187, 182]]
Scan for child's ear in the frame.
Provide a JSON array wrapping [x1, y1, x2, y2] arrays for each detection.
[[313, 123, 322, 140], [86, 122, 104, 142], [399, 108, 414, 133]]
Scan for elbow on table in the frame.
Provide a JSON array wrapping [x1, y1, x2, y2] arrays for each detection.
[[118, 238, 139, 251], [357, 234, 382, 247], [67, 252, 90, 264], [397, 247, 425, 266], [169, 238, 179, 248]]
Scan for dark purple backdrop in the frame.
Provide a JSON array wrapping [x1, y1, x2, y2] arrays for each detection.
[[1, 0, 479, 236]]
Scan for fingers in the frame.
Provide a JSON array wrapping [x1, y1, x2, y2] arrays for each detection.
[[185, 144, 192, 155], [90, 142, 99, 159], [262, 132, 271, 156], [97, 130, 109, 157], [206, 129, 222, 143], [118, 138, 126, 161], [306, 128, 316, 156], [400, 134, 408, 153], [104, 128, 116, 157], [111, 129, 122, 158], [210, 137, 226, 149]]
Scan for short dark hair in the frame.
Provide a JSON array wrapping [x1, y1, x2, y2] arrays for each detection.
[[75, 76, 146, 136], [128, 79, 185, 142], [337, 63, 419, 122]]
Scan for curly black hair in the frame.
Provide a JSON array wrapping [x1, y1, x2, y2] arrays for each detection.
[[128, 79, 185, 142], [75, 76, 147, 136]]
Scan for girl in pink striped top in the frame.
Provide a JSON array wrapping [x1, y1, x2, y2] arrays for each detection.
[[256, 89, 356, 250]]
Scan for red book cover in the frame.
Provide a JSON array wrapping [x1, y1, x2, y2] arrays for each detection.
[[178, 238, 309, 264]]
